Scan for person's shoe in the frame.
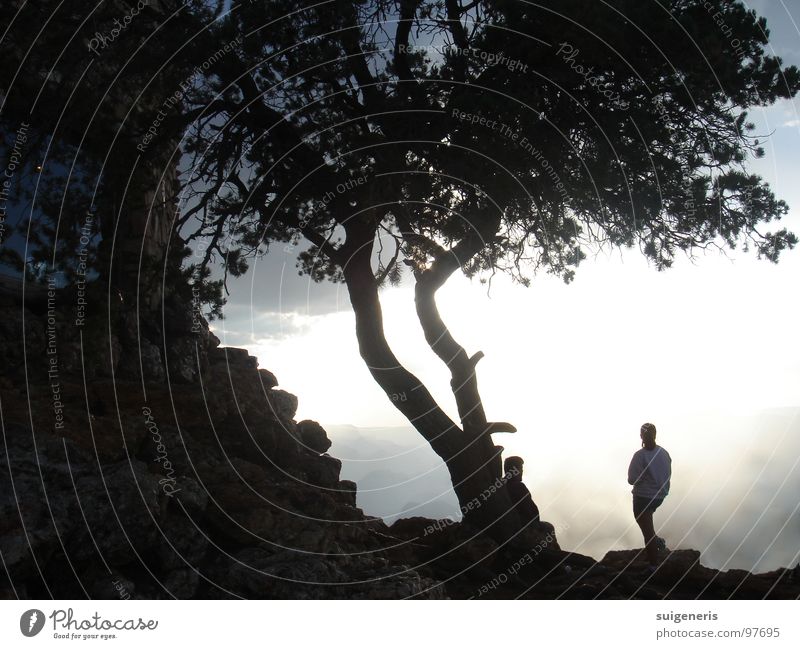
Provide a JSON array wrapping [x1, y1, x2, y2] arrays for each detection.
[[654, 536, 667, 553]]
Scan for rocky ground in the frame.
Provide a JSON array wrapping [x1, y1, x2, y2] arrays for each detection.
[[1, 290, 799, 599]]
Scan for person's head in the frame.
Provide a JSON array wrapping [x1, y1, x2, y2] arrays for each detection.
[[504, 455, 524, 479], [640, 422, 657, 450]]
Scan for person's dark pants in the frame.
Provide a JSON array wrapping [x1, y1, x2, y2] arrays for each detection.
[[633, 495, 663, 518], [633, 495, 664, 566]]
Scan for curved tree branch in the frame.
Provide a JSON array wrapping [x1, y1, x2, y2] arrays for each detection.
[[414, 236, 497, 437], [340, 227, 517, 536]]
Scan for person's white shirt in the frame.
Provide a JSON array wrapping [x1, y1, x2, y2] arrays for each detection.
[[628, 445, 671, 499]]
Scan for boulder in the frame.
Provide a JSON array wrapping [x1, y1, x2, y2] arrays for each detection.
[[213, 347, 258, 369], [258, 368, 278, 389], [297, 420, 332, 454], [267, 389, 298, 421]]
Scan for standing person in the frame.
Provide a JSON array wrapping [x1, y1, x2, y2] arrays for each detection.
[[628, 423, 671, 568]]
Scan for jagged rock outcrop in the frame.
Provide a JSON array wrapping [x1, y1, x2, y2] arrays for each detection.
[[0, 297, 445, 599]]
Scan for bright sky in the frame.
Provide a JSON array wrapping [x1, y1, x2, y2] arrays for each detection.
[[219, 94, 800, 431], [230, 243, 799, 427]]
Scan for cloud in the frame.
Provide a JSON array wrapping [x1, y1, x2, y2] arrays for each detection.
[[213, 304, 318, 346], [222, 244, 346, 317]]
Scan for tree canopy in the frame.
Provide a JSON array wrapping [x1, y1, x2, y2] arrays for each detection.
[[179, 0, 798, 295], [170, 0, 798, 537]]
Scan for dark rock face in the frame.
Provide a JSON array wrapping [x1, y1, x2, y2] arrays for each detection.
[[1, 302, 798, 599], [595, 550, 800, 599], [0, 304, 444, 599]]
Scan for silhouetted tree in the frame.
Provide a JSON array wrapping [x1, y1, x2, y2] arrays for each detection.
[[4, 1, 797, 541], [176, 0, 797, 540]]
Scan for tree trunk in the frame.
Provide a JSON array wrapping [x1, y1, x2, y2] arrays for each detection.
[[97, 145, 178, 311], [341, 237, 521, 542]]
